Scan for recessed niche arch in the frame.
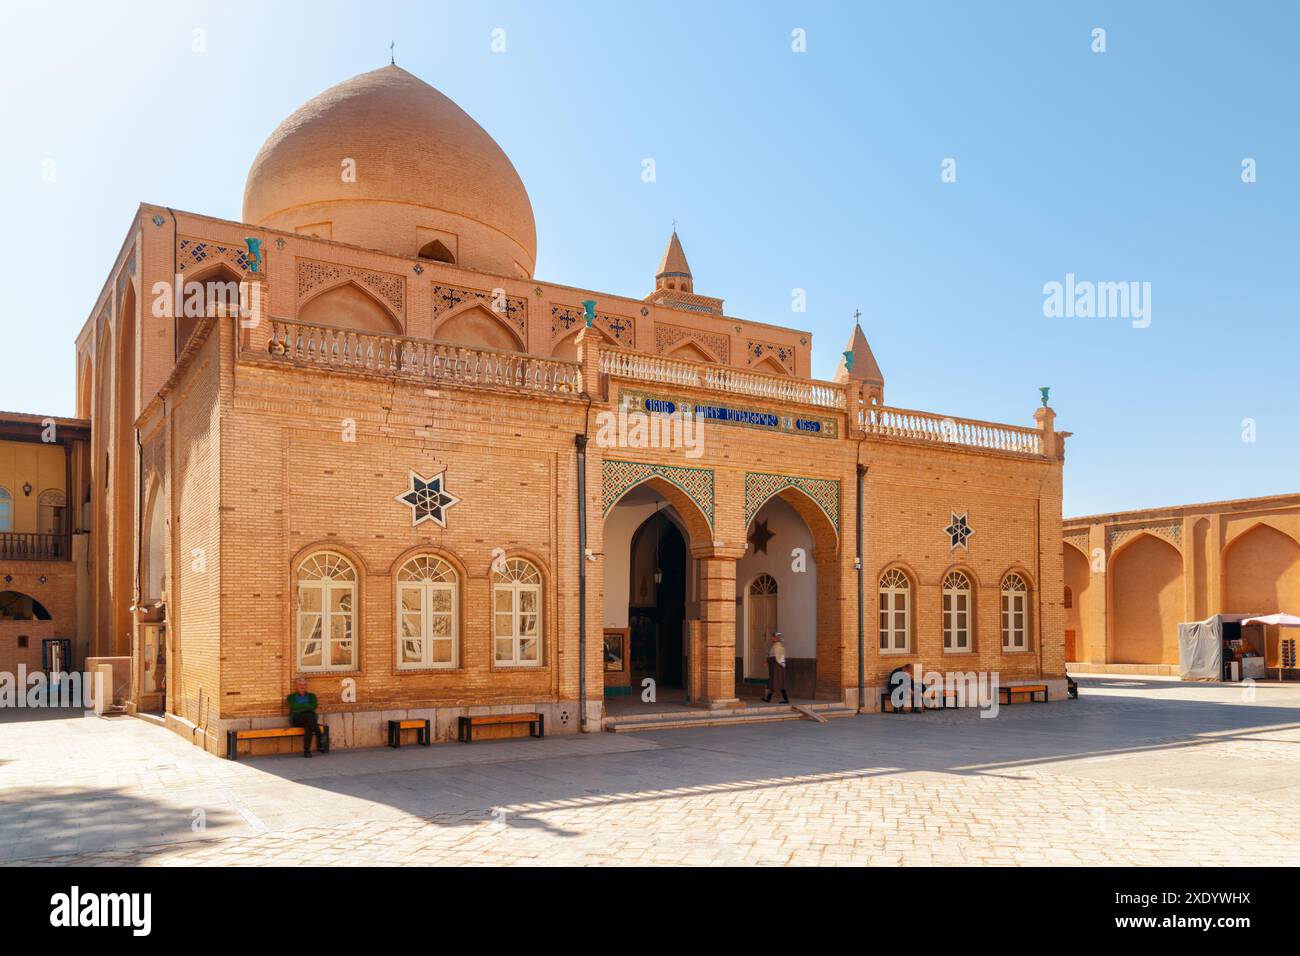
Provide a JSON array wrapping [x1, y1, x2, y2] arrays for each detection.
[[298, 281, 403, 335], [434, 303, 524, 352]]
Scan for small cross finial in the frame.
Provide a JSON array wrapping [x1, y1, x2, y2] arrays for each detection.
[[390, 42, 395, 65], [672, 218, 677, 234], [853, 309, 862, 325]]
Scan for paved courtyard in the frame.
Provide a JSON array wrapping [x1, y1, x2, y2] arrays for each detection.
[[3, 676, 1300, 866]]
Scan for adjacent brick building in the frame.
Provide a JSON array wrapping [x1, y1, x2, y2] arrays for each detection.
[[66, 65, 1068, 755], [1064, 494, 1300, 675]]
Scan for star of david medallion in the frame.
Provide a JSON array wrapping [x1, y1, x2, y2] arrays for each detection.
[[945, 512, 974, 550], [395, 470, 460, 528]]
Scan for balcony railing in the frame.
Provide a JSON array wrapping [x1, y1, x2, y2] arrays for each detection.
[[860, 404, 1044, 456], [0, 532, 68, 562], [262, 319, 583, 395], [600, 349, 847, 410]]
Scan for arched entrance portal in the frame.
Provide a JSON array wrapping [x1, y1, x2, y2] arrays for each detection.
[[737, 489, 840, 700], [602, 480, 707, 704], [628, 510, 686, 690]]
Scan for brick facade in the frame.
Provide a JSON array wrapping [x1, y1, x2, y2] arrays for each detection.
[[61, 68, 1068, 754]]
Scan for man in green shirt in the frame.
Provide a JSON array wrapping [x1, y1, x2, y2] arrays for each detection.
[[287, 677, 324, 757]]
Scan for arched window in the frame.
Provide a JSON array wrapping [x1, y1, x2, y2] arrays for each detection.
[[38, 489, 66, 536], [1001, 573, 1030, 651], [396, 555, 459, 669], [879, 568, 910, 653], [0, 488, 11, 532], [493, 558, 542, 666], [0, 591, 52, 621], [942, 571, 972, 652], [296, 551, 357, 671], [417, 239, 455, 263], [749, 573, 778, 596]]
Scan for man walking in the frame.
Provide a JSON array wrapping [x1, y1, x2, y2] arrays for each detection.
[[287, 676, 325, 757], [761, 630, 789, 704]]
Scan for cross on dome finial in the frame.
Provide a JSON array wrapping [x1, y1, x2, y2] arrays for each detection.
[[390, 42, 395, 65]]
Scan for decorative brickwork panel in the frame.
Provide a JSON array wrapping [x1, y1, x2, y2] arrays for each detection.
[[297, 258, 405, 316], [745, 339, 796, 374], [655, 323, 729, 364], [745, 472, 840, 532], [602, 459, 714, 530], [178, 237, 256, 275], [431, 283, 527, 341], [1110, 523, 1182, 549], [552, 304, 634, 347]]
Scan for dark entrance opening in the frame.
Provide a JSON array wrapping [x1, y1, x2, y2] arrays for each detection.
[[629, 516, 686, 690]]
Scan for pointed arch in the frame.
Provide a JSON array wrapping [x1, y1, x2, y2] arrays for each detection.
[[1109, 532, 1182, 664], [177, 262, 243, 350], [298, 279, 402, 334], [417, 239, 455, 263], [666, 339, 719, 365], [753, 354, 790, 376], [745, 480, 839, 552], [1223, 518, 1300, 553], [434, 302, 525, 352], [1223, 522, 1300, 621], [113, 282, 138, 655], [604, 473, 711, 547]]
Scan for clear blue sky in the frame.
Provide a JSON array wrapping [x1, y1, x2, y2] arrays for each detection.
[[1, 0, 1295, 516]]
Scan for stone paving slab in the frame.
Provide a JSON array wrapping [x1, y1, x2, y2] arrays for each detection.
[[3, 678, 1300, 866]]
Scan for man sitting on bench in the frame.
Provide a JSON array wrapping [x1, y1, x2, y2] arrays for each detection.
[[287, 677, 325, 758]]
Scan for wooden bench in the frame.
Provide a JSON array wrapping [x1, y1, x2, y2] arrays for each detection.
[[998, 683, 1048, 705], [226, 724, 330, 760], [387, 718, 431, 748], [880, 689, 919, 713], [457, 712, 544, 743]]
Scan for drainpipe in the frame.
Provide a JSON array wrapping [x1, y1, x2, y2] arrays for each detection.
[[576, 432, 590, 732], [856, 461, 867, 713]]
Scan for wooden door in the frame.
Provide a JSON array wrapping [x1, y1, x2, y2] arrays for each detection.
[[747, 574, 778, 679]]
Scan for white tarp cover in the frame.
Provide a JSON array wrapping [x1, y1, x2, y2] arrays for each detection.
[[1178, 616, 1223, 680]]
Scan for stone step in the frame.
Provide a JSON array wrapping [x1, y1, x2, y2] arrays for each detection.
[[605, 704, 857, 733]]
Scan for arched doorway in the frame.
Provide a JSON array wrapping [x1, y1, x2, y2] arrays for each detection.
[[737, 488, 839, 699], [628, 508, 687, 690], [602, 476, 712, 704]]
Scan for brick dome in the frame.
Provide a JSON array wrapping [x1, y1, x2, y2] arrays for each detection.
[[243, 66, 537, 277]]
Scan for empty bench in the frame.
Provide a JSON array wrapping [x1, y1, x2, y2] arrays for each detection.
[[387, 718, 431, 748], [999, 683, 1048, 705], [458, 712, 544, 743], [226, 725, 330, 760]]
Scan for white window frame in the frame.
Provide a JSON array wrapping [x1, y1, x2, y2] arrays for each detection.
[[396, 555, 459, 670], [0, 488, 11, 533], [1001, 573, 1030, 652], [878, 568, 910, 654], [295, 551, 358, 672], [943, 570, 972, 652], [493, 558, 543, 667]]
